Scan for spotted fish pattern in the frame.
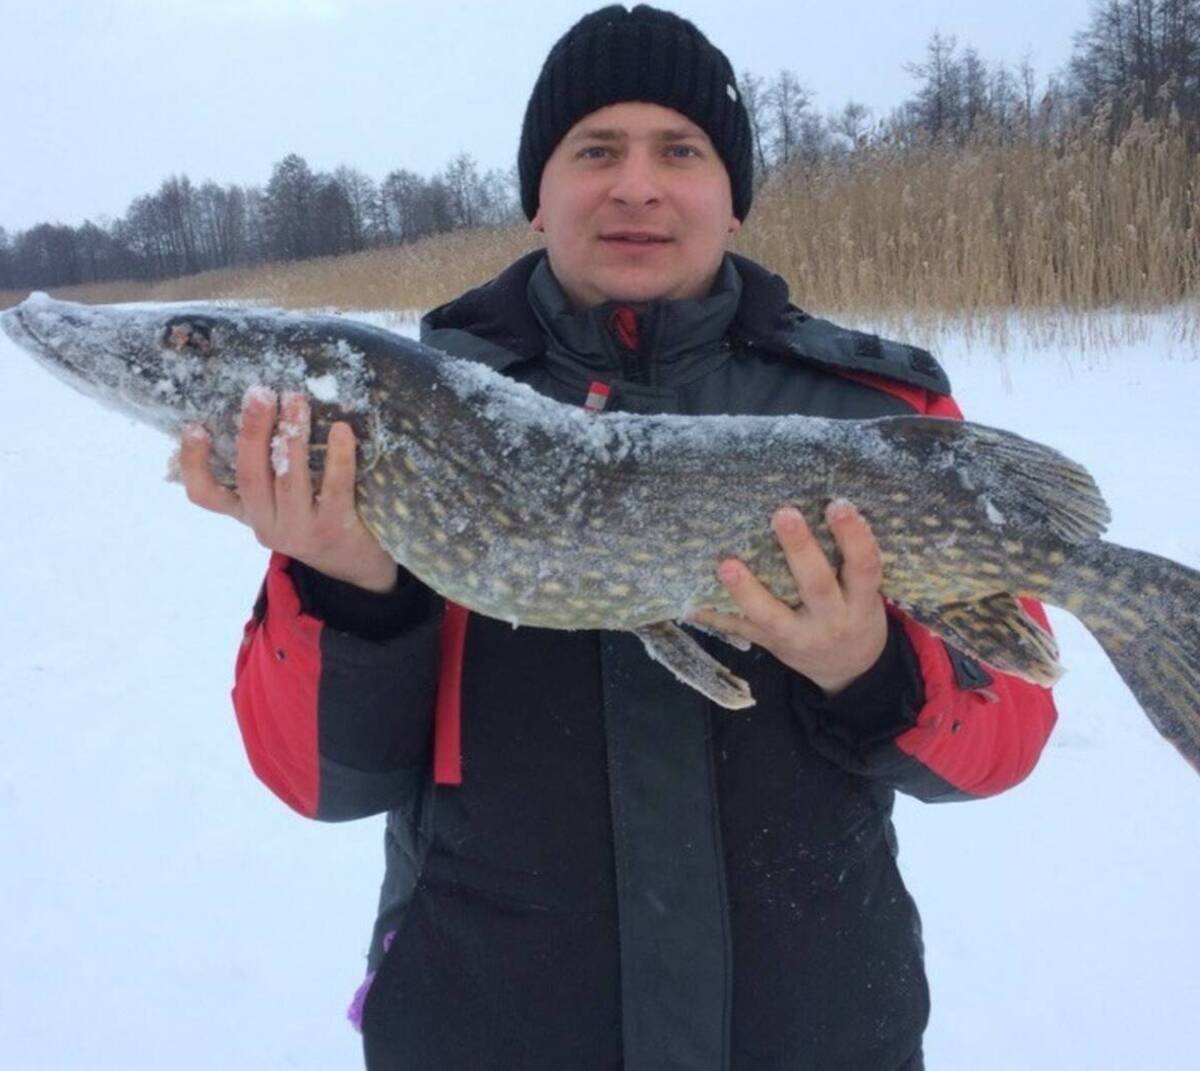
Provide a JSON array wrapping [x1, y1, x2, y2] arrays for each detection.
[[3, 295, 1198, 773]]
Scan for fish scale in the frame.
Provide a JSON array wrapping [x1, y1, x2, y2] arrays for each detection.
[[3, 294, 1199, 775]]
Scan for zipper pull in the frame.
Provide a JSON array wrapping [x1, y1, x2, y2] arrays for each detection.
[[584, 380, 612, 412]]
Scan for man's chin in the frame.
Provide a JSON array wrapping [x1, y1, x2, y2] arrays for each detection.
[[589, 270, 686, 307]]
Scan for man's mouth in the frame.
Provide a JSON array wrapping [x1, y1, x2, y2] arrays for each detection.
[[600, 232, 672, 244]]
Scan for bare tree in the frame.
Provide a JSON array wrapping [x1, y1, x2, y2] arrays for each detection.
[[264, 154, 319, 260], [380, 168, 427, 243], [1019, 54, 1039, 127], [212, 184, 248, 267], [442, 153, 486, 229], [905, 31, 964, 141], [312, 177, 357, 257], [478, 166, 521, 225], [419, 177, 454, 236], [121, 194, 171, 278], [987, 63, 1021, 136], [831, 101, 871, 150], [1160, 0, 1200, 119], [765, 70, 815, 166], [242, 186, 270, 264], [333, 166, 379, 251], [194, 181, 249, 270], [162, 175, 201, 275], [962, 47, 989, 134], [738, 69, 772, 176], [13, 224, 81, 288], [1068, 0, 1200, 126]]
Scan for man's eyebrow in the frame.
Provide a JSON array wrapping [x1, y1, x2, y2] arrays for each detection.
[[566, 127, 706, 142], [655, 128, 705, 141]]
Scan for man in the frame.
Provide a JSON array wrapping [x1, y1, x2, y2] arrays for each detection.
[[181, 6, 1057, 1069]]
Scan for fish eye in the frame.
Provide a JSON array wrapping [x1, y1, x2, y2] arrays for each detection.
[[163, 318, 214, 355]]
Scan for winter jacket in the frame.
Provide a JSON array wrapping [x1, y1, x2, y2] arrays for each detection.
[[232, 251, 1058, 1071]]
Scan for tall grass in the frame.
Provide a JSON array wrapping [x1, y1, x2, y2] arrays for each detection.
[[0, 227, 542, 313], [4, 118, 1197, 337], [737, 117, 1200, 320]]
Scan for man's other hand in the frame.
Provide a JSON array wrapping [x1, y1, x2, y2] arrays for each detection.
[[688, 501, 889, 696]]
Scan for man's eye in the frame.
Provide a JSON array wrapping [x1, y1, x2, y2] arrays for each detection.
[[579, 146, 612, 159], [667, 145, 699, 158]]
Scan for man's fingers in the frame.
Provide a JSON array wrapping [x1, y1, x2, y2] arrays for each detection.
[[318, 421, 359, 512], [772, 507, 841, 614], [272, 392, 315, 520], [686, 603, 767, 650], [179, 424, 244, 519], [235, 388, 279, 526], [712, 558, 797, 638], [826, 499, 884, 605]]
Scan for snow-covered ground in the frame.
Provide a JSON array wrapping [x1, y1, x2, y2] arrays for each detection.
[[0, 305, 1197, 1069]]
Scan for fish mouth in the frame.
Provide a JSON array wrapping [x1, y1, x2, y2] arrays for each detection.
[[0, 298, 68, 371], [0, 296, 187, 436]]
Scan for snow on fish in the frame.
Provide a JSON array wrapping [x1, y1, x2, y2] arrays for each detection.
[[4, 293, 1199, 773]]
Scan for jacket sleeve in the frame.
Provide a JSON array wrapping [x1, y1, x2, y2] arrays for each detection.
[[232, 552, 443, 822], [793, 604, 1057, 802], [791, 388, 1058, 802]]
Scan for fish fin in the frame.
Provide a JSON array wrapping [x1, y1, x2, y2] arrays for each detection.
[[886, 416, 1112, 542], [683, 617, 753, 653], [635, 622, 755, 709], [901, 592, 1062, 686], [977, 431, 1111, 542], [1049, 541, 1200, 776]]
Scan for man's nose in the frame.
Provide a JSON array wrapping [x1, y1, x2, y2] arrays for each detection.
[[608, 152, 662, 207]]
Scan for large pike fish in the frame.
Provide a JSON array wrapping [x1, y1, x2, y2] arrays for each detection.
[[4, 294, 1199, 773]]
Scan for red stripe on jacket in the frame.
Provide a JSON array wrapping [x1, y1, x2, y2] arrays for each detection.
[[434, 604, 470, 785]]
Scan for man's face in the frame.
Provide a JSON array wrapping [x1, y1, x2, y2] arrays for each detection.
[[531, 101, 741, 310]]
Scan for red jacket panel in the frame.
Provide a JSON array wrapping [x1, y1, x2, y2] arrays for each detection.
[[233, 553, 323, 817]]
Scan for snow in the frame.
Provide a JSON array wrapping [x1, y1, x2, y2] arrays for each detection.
[[305, 373, 340, 403], [1, 306, 1198, 1069]]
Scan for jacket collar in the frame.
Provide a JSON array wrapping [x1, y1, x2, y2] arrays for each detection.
[[523, 254, 742, 387], [419, 249, 949, 395], [421, 249, 790, 373]]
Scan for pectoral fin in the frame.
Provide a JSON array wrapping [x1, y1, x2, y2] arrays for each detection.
[[682, 616, 753, 653], [635, 622, 755, 709]]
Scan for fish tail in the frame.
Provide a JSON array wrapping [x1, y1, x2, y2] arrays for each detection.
[[1049, 540, 1200, 774]]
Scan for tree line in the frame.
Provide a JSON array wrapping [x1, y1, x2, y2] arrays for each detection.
[[0, 152, 521, 291], [4, 0, 1198, 292]]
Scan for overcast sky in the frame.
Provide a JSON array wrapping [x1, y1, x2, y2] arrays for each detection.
[[3, 0, 1096, 232]]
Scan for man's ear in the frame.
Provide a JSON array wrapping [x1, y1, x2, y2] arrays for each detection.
[[728, 217, 741, 235], [531, 211, 545, 233]]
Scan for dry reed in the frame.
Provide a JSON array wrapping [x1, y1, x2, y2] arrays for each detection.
[[736, 117, 1200, 323], [0, 227, 542, 313], [4, 118, 1197, 347]]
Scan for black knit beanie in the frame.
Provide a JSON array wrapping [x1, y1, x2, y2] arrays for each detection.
[[518, 4, 754, 221]]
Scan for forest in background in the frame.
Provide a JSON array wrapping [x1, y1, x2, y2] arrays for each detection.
[[3, 0, 1198, 313]]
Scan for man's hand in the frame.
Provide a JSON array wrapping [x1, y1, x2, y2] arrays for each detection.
[[688, 500, 888, 696], [178, 389, 399, 593]]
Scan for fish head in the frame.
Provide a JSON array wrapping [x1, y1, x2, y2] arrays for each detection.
[[1, 294, 381, 485]]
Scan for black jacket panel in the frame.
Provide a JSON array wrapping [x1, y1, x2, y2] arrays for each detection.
[[348, 253, 937, 1070]]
